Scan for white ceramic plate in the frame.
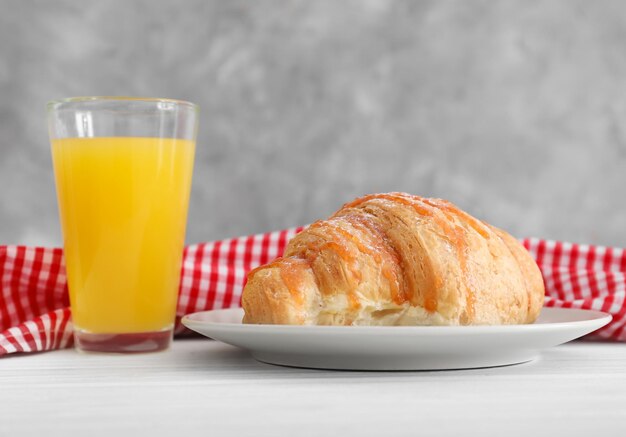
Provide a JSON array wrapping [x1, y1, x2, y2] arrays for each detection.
[[182, 307, 612, 371]]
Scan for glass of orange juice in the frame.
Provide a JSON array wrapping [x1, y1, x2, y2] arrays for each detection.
[[48, 97, 197, 353]]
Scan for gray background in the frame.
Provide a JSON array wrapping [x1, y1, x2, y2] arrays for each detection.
[[0, 0, 624, 247]]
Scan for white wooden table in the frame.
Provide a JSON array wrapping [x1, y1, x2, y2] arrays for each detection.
[[1, 339, 624, 437]]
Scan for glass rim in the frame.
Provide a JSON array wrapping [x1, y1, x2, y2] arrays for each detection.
[[47, 96, 198, 111]]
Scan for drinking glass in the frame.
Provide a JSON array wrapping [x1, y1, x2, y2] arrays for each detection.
[[48, 97, 197, 353]]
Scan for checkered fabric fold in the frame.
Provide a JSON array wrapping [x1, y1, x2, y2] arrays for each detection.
[[1, 227, 624, 355]]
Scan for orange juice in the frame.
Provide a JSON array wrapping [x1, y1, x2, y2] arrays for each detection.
[[51, 137, 195, 335]]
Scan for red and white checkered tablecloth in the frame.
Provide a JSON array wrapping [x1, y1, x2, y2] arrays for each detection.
[[1, 227, 625, 355]]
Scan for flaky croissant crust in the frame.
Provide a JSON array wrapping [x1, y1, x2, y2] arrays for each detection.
[[242, 193, 544, 326]]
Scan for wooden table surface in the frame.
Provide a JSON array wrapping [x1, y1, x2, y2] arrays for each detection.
[[1, 339, 624, 437]]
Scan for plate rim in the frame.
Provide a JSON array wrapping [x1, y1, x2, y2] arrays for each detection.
[[182, 307, 612, 335]]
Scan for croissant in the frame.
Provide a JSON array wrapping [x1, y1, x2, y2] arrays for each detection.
[[242, 193, 544, 326]]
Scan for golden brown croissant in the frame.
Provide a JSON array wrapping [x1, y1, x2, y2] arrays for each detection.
[[242, 193, 544, 326]]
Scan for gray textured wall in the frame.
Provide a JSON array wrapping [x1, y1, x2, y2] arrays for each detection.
[[0, 0, 625, 247]]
